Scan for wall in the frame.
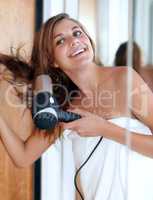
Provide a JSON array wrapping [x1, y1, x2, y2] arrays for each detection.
[[97, 0, 128, 65], [134, 0, 153, 64], [0, 1, 35, 200]]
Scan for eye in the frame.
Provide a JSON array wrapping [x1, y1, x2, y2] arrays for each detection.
[[73, 30, 82, 37], [56, 38, 65, 46]]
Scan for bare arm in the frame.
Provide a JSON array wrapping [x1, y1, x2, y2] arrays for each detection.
[[0, 75, 59, 167], [0, 115, 59, 167], [0, 77, 33, 140], [92, 119, 153, 158], [62, 69, 153, 158]]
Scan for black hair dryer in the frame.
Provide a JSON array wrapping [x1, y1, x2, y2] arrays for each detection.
[[32, 75, 81, 131]]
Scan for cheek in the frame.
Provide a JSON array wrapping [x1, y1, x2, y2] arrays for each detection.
[[54, 48, 68, 67], [54, 47, 66, 62], [83, 37, 94, 54]]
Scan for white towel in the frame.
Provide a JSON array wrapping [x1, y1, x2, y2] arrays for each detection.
[[42, 117, 153, 200]]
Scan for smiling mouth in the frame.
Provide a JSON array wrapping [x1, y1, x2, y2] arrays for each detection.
[[70, 47, 87, 57]]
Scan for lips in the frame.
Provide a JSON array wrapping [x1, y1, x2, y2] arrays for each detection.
[[69, 46, 87, 57]]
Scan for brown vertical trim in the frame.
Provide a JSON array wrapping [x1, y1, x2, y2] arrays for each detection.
[[34, 1, 43, 200]]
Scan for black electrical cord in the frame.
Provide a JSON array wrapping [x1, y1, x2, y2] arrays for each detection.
[[74, 136, 103, 200]]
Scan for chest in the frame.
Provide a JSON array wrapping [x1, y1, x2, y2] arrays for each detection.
[[70, 84, 129, 119]]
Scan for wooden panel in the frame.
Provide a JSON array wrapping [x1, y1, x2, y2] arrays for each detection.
[[0, 1, 35, 200], [0, 0, 35, 57]]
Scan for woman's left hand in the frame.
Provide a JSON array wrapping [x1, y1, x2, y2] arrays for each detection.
[[61, 108, 106, 137]]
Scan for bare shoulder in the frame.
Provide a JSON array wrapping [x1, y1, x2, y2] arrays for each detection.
[[109, 66, 152, 99], [109, 67, 153, 129], [124, 68, 153, 130], [101, 66, 129, 87], [101, 66, 128, 79], [111, 66, 129, 78], [109, 66, 143, 85]]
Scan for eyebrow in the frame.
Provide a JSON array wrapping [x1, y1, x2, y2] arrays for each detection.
[[54, 33, 63, 39], [72, 26, 80, 30], [54, 25, 80, 39]]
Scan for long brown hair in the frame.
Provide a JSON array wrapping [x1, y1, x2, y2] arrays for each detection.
[[0, 53, 33, 84], [31, 13, 96, 109]]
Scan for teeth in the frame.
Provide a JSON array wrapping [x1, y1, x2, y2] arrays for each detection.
[[71, 48, 85, 57]]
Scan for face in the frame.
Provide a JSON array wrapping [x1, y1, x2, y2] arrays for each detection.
[[52, 19, 94, 73]]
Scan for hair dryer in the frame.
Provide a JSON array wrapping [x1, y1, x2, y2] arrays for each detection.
[[32, 75, 81, 130]]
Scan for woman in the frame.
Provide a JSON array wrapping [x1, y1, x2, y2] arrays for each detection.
[[114, 41, 142, 72], [114, 41, 153, 92], [1, 13, 153, 200]]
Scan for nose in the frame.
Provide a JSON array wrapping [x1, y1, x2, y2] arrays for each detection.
[[69, 36, 80, 47]]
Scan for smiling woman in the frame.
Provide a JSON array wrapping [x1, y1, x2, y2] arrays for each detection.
[[53, 19, 94, 73], [0, 13, 153, 200]]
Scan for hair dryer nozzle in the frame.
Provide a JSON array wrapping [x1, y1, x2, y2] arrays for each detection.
[[58, 110, 81, 122]]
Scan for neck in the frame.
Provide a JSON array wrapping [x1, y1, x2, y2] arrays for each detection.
[[65, 63, 101, 98]]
